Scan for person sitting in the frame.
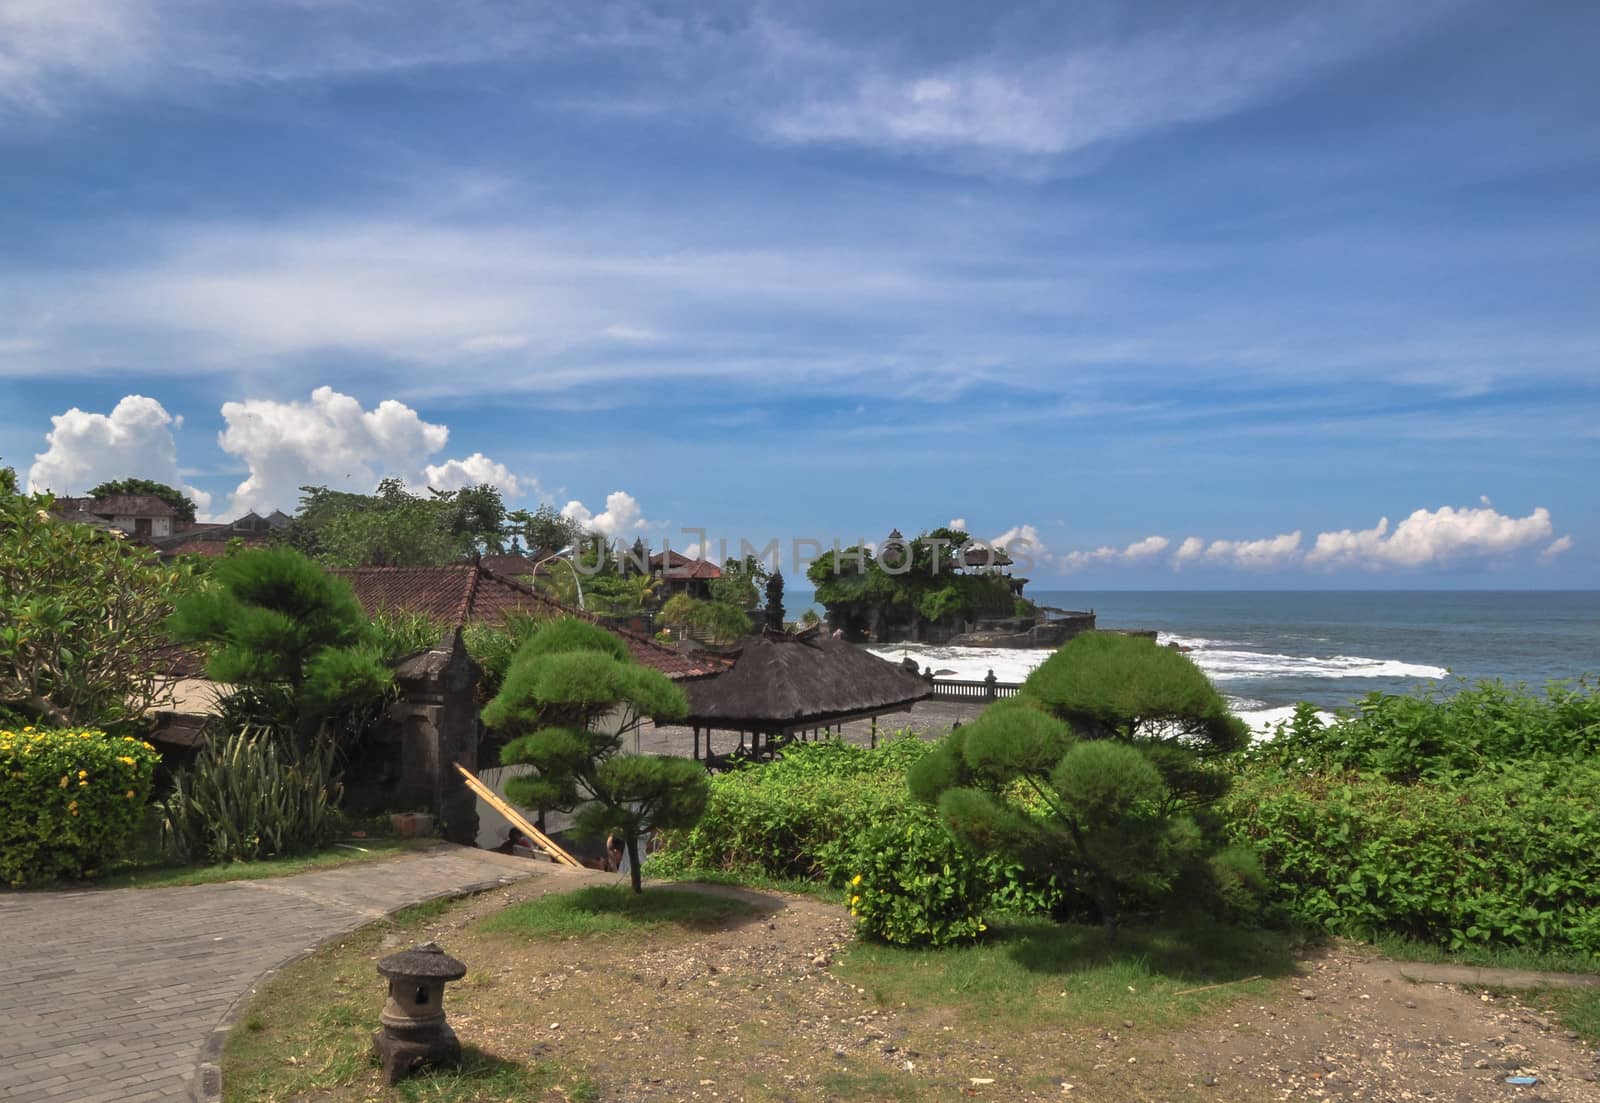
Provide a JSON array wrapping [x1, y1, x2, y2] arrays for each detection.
[[490, 827, 529, 855]]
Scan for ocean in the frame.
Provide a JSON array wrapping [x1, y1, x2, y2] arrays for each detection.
[[860, 591, 1600, 735]]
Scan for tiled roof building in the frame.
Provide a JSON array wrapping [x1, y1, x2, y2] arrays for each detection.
[[333, 563, 727, 680]]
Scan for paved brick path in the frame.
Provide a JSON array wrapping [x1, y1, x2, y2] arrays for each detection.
[[0, 846, 542, 1102]]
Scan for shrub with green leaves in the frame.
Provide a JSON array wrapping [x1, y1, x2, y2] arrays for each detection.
[[829, 812, 989, 947], [0, 726, 160, 885], [1226, 761, 1600, 954], [1253, 679, 1600, 783], [161, 728, 342, 864], [1, 491, 191, 730], [653, 735, 1064, 936]]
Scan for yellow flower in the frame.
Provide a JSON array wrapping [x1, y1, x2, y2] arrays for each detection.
[[59, 775, 69, 789], [850, 874, 862, 886], [79, 779, 88, 787], [117, 756, 135, 767], [850, 895, 861, 907], [68, 801, 78, 815], [125, 790, 136, 800]]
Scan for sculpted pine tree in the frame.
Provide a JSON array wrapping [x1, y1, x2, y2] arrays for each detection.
[[908, 633, 1247, 938], [482, 617, 705, 892], [167, 547, 390, 749]]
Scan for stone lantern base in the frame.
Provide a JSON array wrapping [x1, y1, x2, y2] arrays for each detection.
[[373, 1022, 462, 1086]]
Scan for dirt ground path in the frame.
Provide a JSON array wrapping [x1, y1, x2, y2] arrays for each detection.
[[383, 879, 1600, 1102], [1155, 944, 1600, 1101]]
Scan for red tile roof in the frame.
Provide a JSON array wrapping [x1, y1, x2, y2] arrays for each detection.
[[332, 564, 727, 680], [650, 549, 722, 580]]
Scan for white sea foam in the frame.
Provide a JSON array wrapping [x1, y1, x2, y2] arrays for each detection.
[[871, 642, 1355, 742], [865, 644, 1054, 685], [871, 640, 1446, 687], [1187, 648, 1447, 682], [1234, 704, 1339, 741]]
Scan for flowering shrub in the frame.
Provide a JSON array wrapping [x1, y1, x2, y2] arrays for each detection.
[[830, 813, 989, 947], [0, 727, 159, 885]]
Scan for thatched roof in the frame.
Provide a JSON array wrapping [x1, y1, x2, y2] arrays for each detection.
[[683, 629, 930, 732]]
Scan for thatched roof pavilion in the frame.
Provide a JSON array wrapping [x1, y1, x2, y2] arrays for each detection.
[[682, 629, 931, 763]]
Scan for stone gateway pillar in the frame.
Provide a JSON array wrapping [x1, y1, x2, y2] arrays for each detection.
[[388, 629, 481, 845]]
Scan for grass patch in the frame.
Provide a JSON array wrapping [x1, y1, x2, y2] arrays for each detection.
[[1371, 933, 1600, 976], [655, 865, 845, 904], [91, 836, 437, 889], [480, 884, 764, 938], [389, 1046, 577, 1102], [1538, 988, 1600, 1043], [224, 887, 594, 1103], [841, 914, 1303, 1031]]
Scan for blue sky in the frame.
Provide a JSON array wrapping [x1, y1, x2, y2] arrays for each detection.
[[1, 0, 1596, 586]]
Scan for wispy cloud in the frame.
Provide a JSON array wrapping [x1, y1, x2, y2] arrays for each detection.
[[761, 5, 1448, 160], [0, 0, 153, 113]]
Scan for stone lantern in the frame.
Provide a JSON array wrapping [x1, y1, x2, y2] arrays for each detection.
[[373, 942, 468, 1084]]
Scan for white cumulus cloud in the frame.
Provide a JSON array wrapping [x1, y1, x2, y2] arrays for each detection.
[[1059, 535, 1172, 571], [1205, 531, 1304, 569], [27, 394, 212, 514], [561, 490, 655, 542], [1173, 536, 1207, 566], [423, 452, 523, 496], [1540, 535, 1574, 563], [1306, 505, 1554, 569], [216, 386, 516, 516], [987, 523, 1050, 571]]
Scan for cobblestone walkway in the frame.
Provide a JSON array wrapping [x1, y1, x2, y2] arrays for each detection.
[[0, 846, 542, 1102]]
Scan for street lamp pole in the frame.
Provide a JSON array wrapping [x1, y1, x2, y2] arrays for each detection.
[[531, 546, 585, 610]]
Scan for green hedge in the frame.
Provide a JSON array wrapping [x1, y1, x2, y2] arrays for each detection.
[[1226, 762, 1600, 954], [1, 726, 160, 885], [653, 737, 929, 880], [653, 736, 1061, 945], [1252, 680, 1600, 782]]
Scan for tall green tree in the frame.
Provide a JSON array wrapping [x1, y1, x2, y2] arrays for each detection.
[[764, 570, 785, 631], [167, 547, 390, 749], [908, 633, 1246, 938], [657, 593, 749, 644], [505, 504, 584, 560], [710, 554, 768, 609], [284, 479, 508, 566], [483, 617, 703, 892], [0, 491, 188, 728], [87, 478, 198, 522]]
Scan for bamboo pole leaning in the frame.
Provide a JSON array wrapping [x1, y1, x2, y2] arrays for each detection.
[[453, 762, 582, 868]]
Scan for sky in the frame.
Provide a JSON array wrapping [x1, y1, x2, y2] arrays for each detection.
[[1, 0, 1596, 588]]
